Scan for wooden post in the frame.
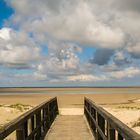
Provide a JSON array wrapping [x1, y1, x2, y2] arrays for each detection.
[[84, 99, 86, 115], [118, 133, 124, 140], [16, 125, 25, 140], [55, 99, 59, 115], [51, 102, 55, 121], [31, 115, 35, 140], [107, 123, 115, 140], [35, 111, 41, 140], [90, 107, 96, 136], [42, 108, 45, 132], [89, 104, 91, 127], [31, 115, 35, 131], [43, 107, 47, 132], [98, 114, 105, 133], [45, 106, 49, 131], [47, 103, 51, 128], [24, 121, 28, 138], [97, 113, 105, 140], [44, 105, 49, 132]]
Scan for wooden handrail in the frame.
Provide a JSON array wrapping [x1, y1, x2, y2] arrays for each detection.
[[0, 97, 58, 140], [84, 97, 140, 140]]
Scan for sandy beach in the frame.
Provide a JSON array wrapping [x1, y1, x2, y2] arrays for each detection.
[[0, 87, 140, 139]]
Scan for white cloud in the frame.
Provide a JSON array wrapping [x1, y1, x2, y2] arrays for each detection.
[[113, 51, 131, 66], [111, 67, 140, 79], [112, 0, 140, 13], [67, 74, 108, 81], [5, 0, 140, 50], [0, 45, 40, 64], [36, 49, 79, 75], [29, 1, 124, 48], [33, 72, 47, 80], [0, 28, 41, 66], [127, 43, 140, 58], [1, 0, 140, 85], [0, 28, 11, 41], [6, 0, 125, 49]]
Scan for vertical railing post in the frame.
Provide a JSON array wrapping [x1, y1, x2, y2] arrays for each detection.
[[95, 109, 98, 139], [46, 102, 51, 131], [97, 113, 104, 140], [42, 107, 46, 132], [118, 133, 123, 140], [24, 121, 28, 138], [55, 98, 59, 115], [31, 115, 35, 140], [51, 101, 55, 121], [87, 102, 90, 123], [84, 99, 86, 115], [48, 103, 51, 127], [89, 103, 91, 127], [35, 110, 41, 140], [91, 107, 96, 136], [16, 125, 25, 140], [44, 105, 49, 131], [31, 115, 35, 131], [107, 123, 115, 140], [99, 115, 105, 133], [84, 99, 87, 118]]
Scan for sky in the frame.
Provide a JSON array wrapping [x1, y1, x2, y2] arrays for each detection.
[[0, 0, 140, 87]]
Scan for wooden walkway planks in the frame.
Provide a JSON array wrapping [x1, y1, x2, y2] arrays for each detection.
[[45, 115, 94, 140]]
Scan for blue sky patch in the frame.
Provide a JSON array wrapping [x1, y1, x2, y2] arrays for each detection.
[[0, 0, 13, 27]]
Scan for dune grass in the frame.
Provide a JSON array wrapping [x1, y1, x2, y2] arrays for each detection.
[[0, 103, 33, 112], [117, 106, 140, 110], [132, 118, 140, 128]]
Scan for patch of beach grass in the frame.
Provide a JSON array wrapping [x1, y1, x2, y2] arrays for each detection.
[[131, 118, 140, 128], [0, 103, 33, 112], [0, 104, 4, 107], [8, 103, 33, 112], [117, 106, 140, 110]]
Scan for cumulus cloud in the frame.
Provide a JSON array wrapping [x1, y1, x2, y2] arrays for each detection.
[[112, 0, 140, 13], [113, 51, 132, 66], [33, 72, 47, 80], [127, 43, 140, 58], [111, 67, 140, 79], [43, 6, 124, 48], [35, 42, 81, 81], [0, 27, 41, 68], [67, 74, 108, 82], [6, 0, 125, 49], [0, 45, 40, 64], [1, 0, 140, 85], [0, 28, 11, 40], [5, 0, 140, 49]]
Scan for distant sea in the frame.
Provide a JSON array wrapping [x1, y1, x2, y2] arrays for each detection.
[[0, 87, 140, 94]]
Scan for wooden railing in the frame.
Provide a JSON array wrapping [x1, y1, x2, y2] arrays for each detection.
[[0, 97, 58, 140], [84, 97, 140, 140]]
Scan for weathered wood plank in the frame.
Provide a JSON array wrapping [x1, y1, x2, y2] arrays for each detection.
[[45, 115, 94, 140]]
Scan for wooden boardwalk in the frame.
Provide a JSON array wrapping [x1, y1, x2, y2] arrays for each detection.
[[45, 115, 94, 140], [1, 97, 139, 140]]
